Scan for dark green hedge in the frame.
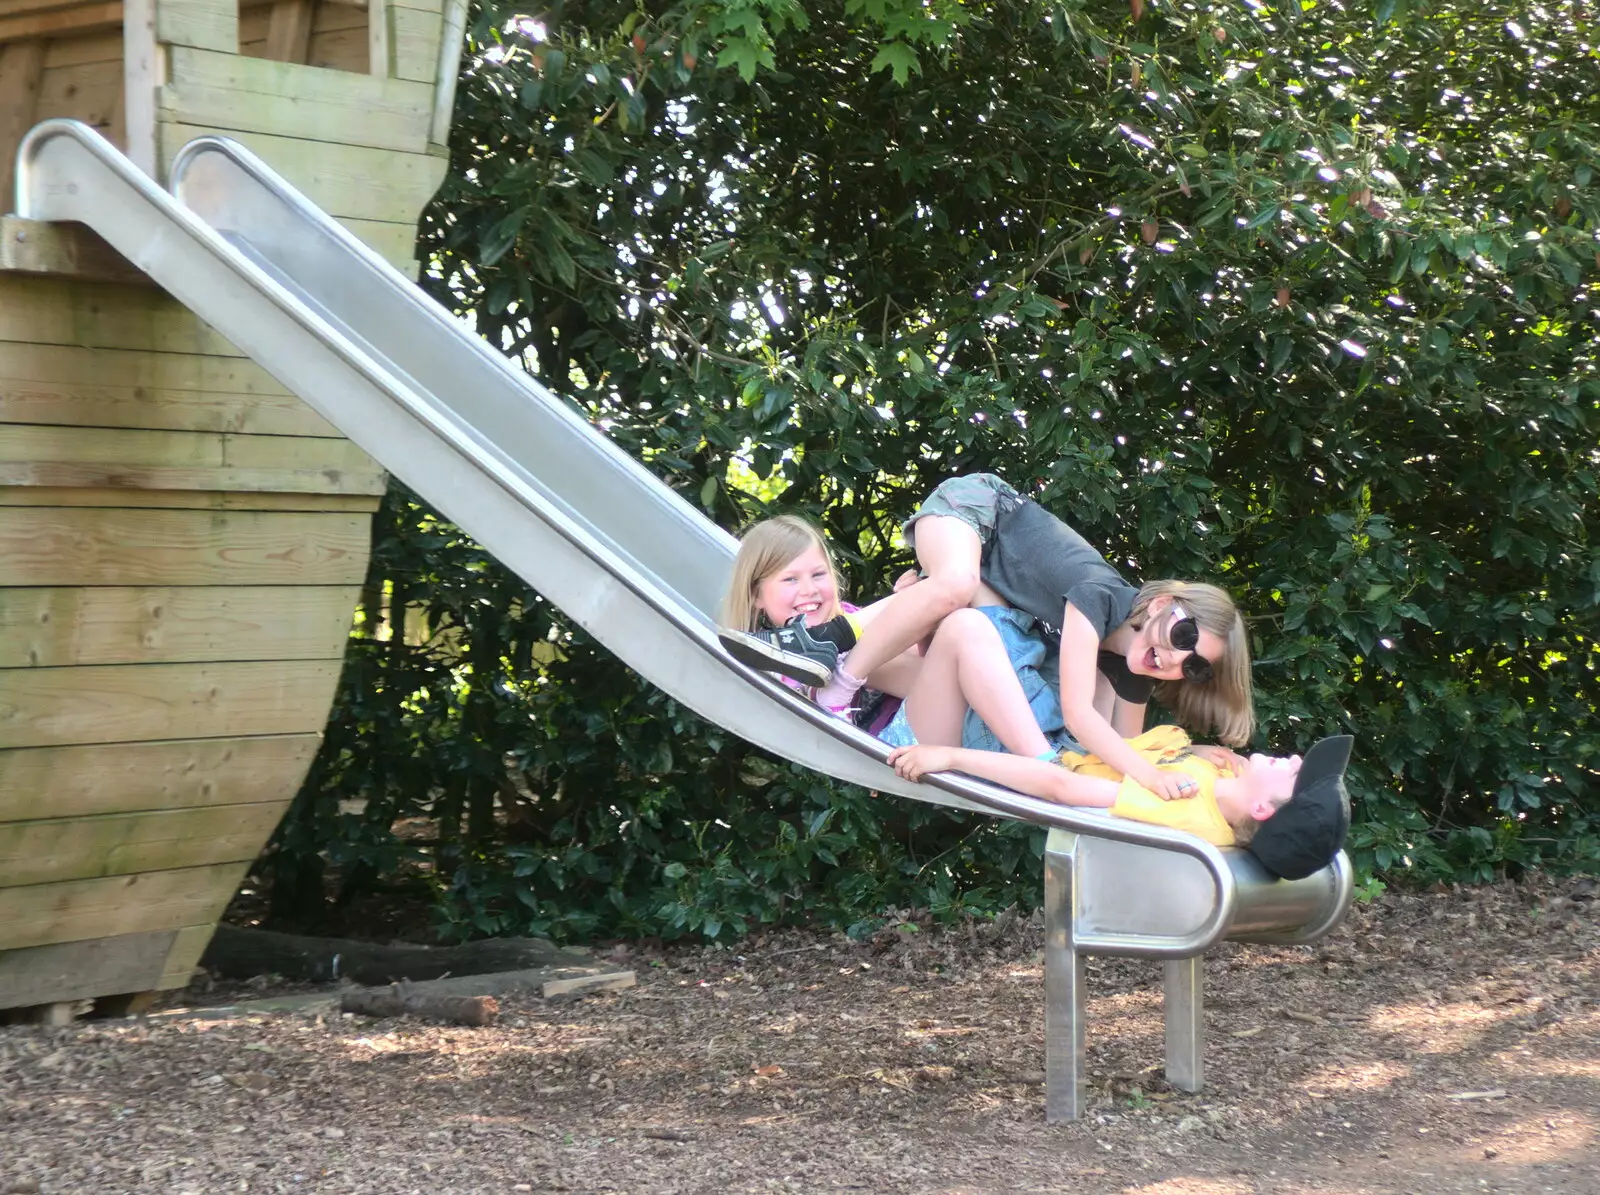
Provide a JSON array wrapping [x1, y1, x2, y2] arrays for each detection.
[[263, 0, 1598, 939]]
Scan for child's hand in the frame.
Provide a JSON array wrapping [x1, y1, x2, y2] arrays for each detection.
[[1139, 765, 1199, 801], [887, 744, 955, 782], [1188, 744, 1244, 770], [893, 569, 923, 593]]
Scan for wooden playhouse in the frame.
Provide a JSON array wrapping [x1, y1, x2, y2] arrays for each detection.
[[0, 0, 465, 1018]]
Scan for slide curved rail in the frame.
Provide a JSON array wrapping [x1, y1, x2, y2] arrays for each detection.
[[16, 119, 1247, 957]]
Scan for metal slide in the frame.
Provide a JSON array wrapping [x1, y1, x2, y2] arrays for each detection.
[[16, 120, 1264, 955]]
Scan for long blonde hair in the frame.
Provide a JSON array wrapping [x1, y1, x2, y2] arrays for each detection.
[[1130, 580, 1255, 747], [720, 515, 844, 632]]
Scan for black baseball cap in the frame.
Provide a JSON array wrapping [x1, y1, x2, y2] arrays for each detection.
[[1247, 735, 1353, 881]]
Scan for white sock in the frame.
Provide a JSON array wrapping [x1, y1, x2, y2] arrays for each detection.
[[815, 666, 866, 710]]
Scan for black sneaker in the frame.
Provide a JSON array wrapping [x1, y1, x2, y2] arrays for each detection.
[[719, 615, 839, 687]]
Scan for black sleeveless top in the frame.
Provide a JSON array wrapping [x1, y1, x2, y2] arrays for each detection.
[[981, 496, 1155, 704]]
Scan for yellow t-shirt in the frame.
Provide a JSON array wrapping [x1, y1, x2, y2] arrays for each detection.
[[1056, 726, 1237, 846]]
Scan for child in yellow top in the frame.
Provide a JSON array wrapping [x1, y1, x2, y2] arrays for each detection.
[[888, 728, 1352, 879], [888, 725, 1293, 847]]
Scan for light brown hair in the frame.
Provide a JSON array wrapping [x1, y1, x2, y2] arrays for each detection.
[[1232, 811, 1263, 846], [1131, 580, 1255, 747], [1225, 782, 1293, 846], [719, 515, 844, 632]]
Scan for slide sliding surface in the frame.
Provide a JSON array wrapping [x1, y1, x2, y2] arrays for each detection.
[[15, 120, 1243, 956]]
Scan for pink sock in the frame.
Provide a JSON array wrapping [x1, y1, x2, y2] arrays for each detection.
[[815, 666, 866, 711]]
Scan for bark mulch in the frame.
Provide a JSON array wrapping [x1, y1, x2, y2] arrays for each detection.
[[1, 873, 1595, 1194]]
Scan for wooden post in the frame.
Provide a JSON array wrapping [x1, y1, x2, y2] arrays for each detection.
[[429, 0, 468, 148], [367, 0, 390, 78], [265, 0, 318, 65], [124, 0, 163, 177]]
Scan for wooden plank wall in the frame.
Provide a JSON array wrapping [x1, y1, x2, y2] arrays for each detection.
[[0, 0, 467, 1009], [0, 250, 378, 1009]]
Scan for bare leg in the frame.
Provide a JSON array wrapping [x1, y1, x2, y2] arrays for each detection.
[[816, 599, 920, 698], [837, 515, 983, 681], [903, 609, 1054, 756], [860, 649, 922, 699]]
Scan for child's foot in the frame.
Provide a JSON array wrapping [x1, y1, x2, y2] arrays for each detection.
[[719, 616, 839, 687]]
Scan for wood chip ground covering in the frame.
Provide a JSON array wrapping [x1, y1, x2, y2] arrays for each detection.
[[1, 874, 1595, 1194]]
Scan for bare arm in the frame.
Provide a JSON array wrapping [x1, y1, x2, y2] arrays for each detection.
[[1058, 604, 1191, 800], [887, 744, 1118, 807]]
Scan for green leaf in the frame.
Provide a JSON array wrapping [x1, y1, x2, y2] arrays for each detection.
[[869, 41, 922, 85], [716, 38, 769, 82], [1270, 336, 1293, 375], [570, 149, 614, 186], [541, 237, 577, 287], [1244, 205, 1281, 230], [480, 207, 528, 266], [1387, 241, 1411, 283]]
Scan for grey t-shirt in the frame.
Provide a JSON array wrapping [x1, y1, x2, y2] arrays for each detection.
[[981, 497, 1155, 704]]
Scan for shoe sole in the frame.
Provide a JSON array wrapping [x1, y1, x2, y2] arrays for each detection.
[[717, 629, 833, 687]]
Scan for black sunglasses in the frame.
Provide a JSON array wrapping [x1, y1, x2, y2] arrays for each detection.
[[1166, 604, 1215, 684]]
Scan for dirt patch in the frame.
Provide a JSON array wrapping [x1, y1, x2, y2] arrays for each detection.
[[1, 874, 1595, 1194]]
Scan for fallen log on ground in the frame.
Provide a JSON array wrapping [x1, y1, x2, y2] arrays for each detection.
[[340, 982, 499, 1026], [201, 924, 589, 985]]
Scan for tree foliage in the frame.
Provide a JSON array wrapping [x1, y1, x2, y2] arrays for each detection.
[[267, 0, 1600, 939]]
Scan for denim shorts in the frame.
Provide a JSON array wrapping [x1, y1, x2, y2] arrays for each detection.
[[901, 473, 1023, 552], [962, 607, 1080, 754], [876, 607, 1081, 755], [876, 700, 920, 749]]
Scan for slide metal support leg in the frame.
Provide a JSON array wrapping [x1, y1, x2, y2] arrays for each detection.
[[1163, 955, 1204, 1093], [1044, 830, 1086, 1123]]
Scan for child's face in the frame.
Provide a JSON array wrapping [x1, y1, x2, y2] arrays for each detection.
[[754, 543, 838, 627], [1241, 753, 1301, 804], [1126, 597, 1225, 681], [1216, 752, 1302, 827]]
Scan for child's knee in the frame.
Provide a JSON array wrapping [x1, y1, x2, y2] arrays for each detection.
[[938, 605, 1000, 648], [918, 569, 980, 617]]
